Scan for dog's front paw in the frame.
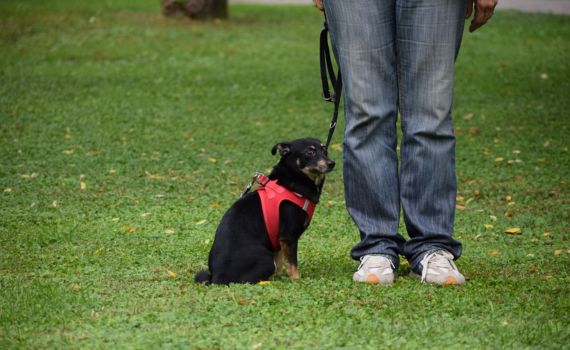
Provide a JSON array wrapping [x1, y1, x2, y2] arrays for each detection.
[[287, 265, 300, 280]]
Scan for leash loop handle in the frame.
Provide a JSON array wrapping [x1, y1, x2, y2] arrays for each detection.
[[320, 16, 343, 151]]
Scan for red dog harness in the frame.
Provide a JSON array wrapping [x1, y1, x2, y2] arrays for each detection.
[[255, 175, 316, 251]]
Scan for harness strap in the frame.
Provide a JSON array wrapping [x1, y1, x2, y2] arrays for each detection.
[[256, 177, 316, 251]]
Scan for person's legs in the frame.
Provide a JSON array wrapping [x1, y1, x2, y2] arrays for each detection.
[[395, 0, 466, 272], [324, 0, 404, 269]]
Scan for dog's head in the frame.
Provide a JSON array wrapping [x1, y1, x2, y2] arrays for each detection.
[[271, 138, 335, 182]]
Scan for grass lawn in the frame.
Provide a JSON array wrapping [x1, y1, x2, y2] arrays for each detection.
[[1, 1, 569, 348]]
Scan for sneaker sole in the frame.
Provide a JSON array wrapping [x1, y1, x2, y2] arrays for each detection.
[[352, 274, 394, 285], [409, 272, 464, 285], [443, 276, 460, 285], [366, 274, 380, 284]]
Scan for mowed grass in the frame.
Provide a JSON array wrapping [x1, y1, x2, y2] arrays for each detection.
[[0, 1, 569, 348]]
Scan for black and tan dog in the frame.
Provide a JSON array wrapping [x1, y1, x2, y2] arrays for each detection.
[[194, 138, 335, 284]]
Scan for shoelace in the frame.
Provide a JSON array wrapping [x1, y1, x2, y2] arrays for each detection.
[[420, 250, 457, 282], [358, 255, 395, 272]]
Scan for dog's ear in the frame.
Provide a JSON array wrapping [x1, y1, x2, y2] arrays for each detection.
[[271, 142, 291, 156]]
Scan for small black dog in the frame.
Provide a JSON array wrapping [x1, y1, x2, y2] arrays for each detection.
[[194, 138, 335, 284]]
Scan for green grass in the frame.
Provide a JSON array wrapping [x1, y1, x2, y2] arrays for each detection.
[[1, 1, 569, 348]]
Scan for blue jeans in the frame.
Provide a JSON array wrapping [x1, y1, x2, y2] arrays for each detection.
[[324, 0, 466, 272]]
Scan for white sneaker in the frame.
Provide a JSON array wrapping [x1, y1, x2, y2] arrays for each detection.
[[353, 255, 395, 285], [412, 250, 466, 285]]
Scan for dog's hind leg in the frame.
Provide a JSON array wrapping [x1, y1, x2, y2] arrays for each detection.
[[240, 254, 276, 284]]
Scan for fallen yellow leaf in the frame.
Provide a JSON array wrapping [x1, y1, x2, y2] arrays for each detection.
[[208, 157, 217, 163], [121, 225, 137, 233], [63, 149, 74, 155], [93, 247, 105, 256], [70, 284, 81, 292], [145, 172, 165, 180], [543, 232, 551, 237], [80, 182, 87, 190], [494, 157, 504, 162], [258, 281, 270, 285], [504, 227, 522, 235], [331, 144, 342, 151], [196, 219, 207, 225], [167, 270, 177, 278], [3, 188, 12, 193], [554, 250, 562, 255], [488, 250, 501, 256], [86, 149, 101, 157], [164, 229, 174, 235], [456, 204, 466, 210], [484, 224, 494, 229]]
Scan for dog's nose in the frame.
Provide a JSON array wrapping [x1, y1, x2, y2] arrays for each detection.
[[327, 159, 335, 170]]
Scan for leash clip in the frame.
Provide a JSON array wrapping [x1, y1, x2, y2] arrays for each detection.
[[322, 94, 336, 103], [240, 171, 264, 198]]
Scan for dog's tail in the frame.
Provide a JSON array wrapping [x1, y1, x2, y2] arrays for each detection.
[[194, 269, 211, 284]]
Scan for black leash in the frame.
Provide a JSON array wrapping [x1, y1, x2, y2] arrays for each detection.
[[320, 17, 342, 151]]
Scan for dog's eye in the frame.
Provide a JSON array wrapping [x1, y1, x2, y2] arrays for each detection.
[[306, 150, 316, 157]]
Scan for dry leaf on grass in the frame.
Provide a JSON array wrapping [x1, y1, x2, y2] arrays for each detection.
[[488, 250, 501, 256], [331, 143, 342, 151], [167, 270, 177, 278], [85, 149, 101, 157], [121, 225, 137, 233], [145, 172, 165, 180], [504, 227, 522, 235]]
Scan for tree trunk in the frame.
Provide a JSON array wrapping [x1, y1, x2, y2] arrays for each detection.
[[161, 0, 228, 20]]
